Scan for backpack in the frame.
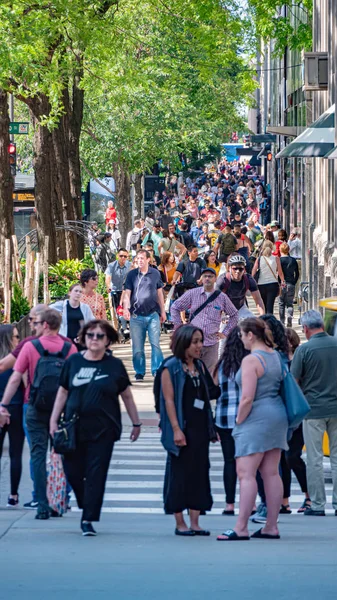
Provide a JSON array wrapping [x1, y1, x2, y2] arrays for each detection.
[[30, 339, 71, 413], [153, 356, 173, 414], [219, 233, 237, 256], [130, 230, 140, 250]]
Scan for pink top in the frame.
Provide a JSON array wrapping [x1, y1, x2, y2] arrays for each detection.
[[15, 335, 77, 403]]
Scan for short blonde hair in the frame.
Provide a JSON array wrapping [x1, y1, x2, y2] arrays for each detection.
[[280, 242, 290, 255]]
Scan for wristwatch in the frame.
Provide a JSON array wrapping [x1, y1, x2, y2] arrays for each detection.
[[132, 423, 142, 427]]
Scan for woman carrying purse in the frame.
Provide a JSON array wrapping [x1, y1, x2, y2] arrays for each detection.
[[252, 242, 285, 315]]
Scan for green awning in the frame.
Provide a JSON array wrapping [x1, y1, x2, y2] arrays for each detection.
[[276, 104, 335, 158]]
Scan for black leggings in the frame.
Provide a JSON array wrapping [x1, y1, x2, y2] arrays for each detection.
[[0, 404, 25, 495], [216, 426, 237, 504], [258, 282, 279, 315]]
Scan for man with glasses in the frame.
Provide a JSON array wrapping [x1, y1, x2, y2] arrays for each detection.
[[171, 267, 238, 374], [217, 255, 265, 320], [0, 309, 77, 520], [105, 249, 131, 333]]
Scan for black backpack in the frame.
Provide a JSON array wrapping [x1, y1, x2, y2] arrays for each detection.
[[29, 339, 71, 413]]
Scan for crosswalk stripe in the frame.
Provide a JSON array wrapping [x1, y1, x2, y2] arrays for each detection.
[[70, 506, 337, 515]]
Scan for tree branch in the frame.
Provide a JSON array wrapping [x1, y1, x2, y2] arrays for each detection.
[[80, 159, 118, 197]]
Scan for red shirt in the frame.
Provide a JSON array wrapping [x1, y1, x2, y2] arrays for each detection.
[[105, 207, 117, 224]]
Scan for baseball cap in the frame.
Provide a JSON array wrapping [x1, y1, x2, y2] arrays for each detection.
[[153, 221, 161, 227], [270, 220, 279, 227], [201, 267, 216, 276]]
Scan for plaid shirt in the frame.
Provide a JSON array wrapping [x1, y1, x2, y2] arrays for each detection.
[[216, 368, 240, 429], [170, 286, 238, 346]]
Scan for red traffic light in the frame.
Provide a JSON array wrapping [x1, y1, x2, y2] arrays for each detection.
[[267, 151, 273, 161], [8, 143, 16, 154]]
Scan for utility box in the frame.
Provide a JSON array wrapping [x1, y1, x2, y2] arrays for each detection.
[[303, 52, 328, 91]]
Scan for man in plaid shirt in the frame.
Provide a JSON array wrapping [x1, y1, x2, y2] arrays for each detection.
[[170, 267, 238, 374]]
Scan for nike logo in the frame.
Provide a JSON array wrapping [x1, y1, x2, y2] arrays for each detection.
[[94, 375, 109, 381], [72, 375, 93, 387]]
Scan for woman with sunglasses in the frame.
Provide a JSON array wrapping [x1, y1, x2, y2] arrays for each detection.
[[80, 269, 107, 320], [0, 324, 25, 507], [50, 320, 141, 536]]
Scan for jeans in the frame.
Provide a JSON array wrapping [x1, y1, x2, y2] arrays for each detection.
[[258, 282, 279, 315], [279, 283, 296, 325], [23, 403, 36, 501], [303, 418, 337, 511], [130, 313, 164, 376], [25, 405, 51, 513], [216, 427, 237, 504], [0, 404, 25, 495]]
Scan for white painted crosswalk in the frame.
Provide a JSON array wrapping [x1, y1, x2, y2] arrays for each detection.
[[71, 432, 335, 515]]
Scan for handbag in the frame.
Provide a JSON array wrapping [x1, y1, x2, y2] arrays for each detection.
[[53, 413, 79, 455], [47, 449, 67, 516], [277, 353, 310, 428]]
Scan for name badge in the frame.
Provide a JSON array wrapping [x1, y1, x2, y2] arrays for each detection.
[[194, 398, 205, 410]]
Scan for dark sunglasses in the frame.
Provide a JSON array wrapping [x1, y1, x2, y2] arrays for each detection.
[[119, 254, 128, 258], [86, 332, 106, 340], [232, 267, 244, 272]]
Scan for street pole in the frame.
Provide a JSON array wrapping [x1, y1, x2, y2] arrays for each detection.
[[9, 93, 14, 142]]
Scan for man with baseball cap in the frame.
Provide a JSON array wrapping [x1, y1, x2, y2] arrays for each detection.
[[170, 267, 238, 374]]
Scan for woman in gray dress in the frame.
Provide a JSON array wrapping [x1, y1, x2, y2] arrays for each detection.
[[217, 318, 288, 541]]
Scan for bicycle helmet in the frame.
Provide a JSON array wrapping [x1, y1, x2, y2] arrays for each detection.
[[228, 254, 247, 267]]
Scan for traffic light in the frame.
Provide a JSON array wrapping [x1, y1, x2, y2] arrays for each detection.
[[8, 142, 16, 176], [267, 150, 273, 162]]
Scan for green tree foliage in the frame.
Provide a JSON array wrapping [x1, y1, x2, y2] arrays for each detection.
[[248, 1, 312, 55]]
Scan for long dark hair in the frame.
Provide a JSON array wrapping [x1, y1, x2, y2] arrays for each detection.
[[259, 314, 289, 355], [0, 324, 15, 360], [216, 326, 249, 378], [170, 325, 204, 360]]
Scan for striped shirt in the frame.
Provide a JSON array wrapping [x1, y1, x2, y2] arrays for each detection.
[[170, 286, 238, 346], [216, 368, 240, 429]]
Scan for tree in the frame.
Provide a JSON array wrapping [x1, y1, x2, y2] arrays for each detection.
[[0, 91, 14, 267]]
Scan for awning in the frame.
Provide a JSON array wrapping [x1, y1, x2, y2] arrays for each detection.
[[258, 144, 271, 158], [276, 104, 335, 158], [325, 146, 337, 159], [248, 156, 261, 167]]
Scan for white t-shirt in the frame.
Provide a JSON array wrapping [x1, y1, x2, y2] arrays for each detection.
[[258, 256, 279, 285]]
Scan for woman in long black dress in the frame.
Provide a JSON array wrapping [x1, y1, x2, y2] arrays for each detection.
[[160, 325, 220, 536]]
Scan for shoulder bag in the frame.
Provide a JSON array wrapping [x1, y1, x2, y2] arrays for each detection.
[[53, 412, 79, 454], [189, 289, 221, 323], [277, 353, 310, 428], [263, 256, 281, 296]]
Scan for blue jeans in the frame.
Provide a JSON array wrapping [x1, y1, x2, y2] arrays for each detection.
[[130, 313, 164, 376], [23, 403, 36, 502]]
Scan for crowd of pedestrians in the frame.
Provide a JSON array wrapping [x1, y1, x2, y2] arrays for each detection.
[[0, 160, 336, 542]]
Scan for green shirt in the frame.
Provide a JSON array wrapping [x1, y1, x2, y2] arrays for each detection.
[[142, 231, 163, 256], [291, 332, 337, 419]]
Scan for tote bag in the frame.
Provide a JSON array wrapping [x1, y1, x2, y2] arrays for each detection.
[[277, 353, 310, 428], [47, 449, 67, 516]]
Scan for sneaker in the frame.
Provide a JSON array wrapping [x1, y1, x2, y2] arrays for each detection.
[[7, 496, 19, 507], [304, 508, 325, 516], [23, 500, 39, 510], [250, 503, 268, 523], [35, 510, 50, 520], [81, 522, 97, 536], [135, 374, 144, 381]]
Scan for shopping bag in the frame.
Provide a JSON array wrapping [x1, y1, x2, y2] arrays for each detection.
[[47, 449, 67, 516]]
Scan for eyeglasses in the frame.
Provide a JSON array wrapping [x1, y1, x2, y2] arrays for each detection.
[[32, 321, 44, 326], [119, 254, 128, 258], [90, 276, 98, 280], [232, 267, 244, 272], [85, 332, 106, 340]]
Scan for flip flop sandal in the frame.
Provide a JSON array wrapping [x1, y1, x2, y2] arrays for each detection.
[[222, 510, 235, 515], [279, 504, 292, 514], [175, 528, 196, 536], [251, 528, 280, 540], [217, 529, 250, 541], [191, 529, 211, 536], [297, 499, 311, 513]]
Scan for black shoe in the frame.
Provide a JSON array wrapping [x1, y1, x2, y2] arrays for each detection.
[[81, 522, 97, 536], [35, 510, 50, 520], [50, 509, 63, 517], [135, 374, 144, 381], [304, 508, 325, 516], [7, 496, 19, 507], [335, 510, 337, 516], [24, 500, 38, 510]]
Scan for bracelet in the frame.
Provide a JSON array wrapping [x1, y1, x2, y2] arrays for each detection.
[[132, 423, 142, 427]]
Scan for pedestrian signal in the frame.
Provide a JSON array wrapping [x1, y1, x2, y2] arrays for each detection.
[[8, 142, 16, 176]]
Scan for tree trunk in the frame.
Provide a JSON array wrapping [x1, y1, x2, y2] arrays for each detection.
[[28, 96, 67, 262], [134, 173, 144, 219], [0, 91, 14, 268], [113, 161, 131, 246], [67, 71, 84, 257]]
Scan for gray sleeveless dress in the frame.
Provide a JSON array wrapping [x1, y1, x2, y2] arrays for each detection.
[[232, 350, 288, 457]]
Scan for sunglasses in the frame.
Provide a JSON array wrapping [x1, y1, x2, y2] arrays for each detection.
[[119, 254, 128, 258], [232, 267, 244, 272], [32, 321, 44, 326], [86, 332, 106, 340]]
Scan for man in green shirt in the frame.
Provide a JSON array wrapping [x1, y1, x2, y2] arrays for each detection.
[[291, 309, 337, 516], [141, 221, 163, 258]]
